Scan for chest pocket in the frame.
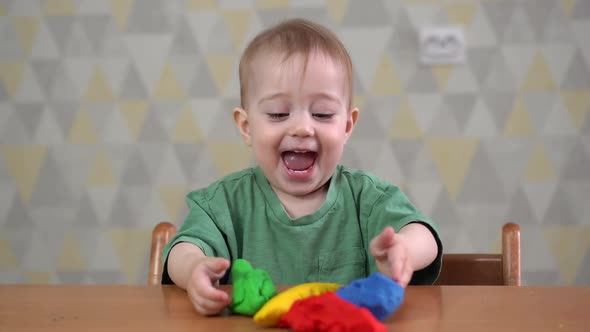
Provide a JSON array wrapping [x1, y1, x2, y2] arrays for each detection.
[[318, 247, 367, 285]]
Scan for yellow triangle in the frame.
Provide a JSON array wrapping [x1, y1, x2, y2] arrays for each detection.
[[45, 0, 76, 15], [523, 143, 555, 182], [109, 228, 151, 284], [1, 145, 47, 203], [326, 0, 349, 24], [206, 55, 234, 93], [24, 272, 52, 283], [427, 137, 479, 200], [0, 238, 18, 268], [187, 0, 217, 10], [560, 0, 576, 17], [445, 3, 476, 26], [68, 109, 99, 144], [561, 90, 590, 131], [209, 142, 252, 176], [256, 0, 289, 8], [13, 17, 39, 55], [109, 0, 134, 31], [521, 53, 557, 92], [371, 55, 402, 96], [222, 10, 252, 50], [88, 149, 116, 186], [545, 225, 590, 285], [503, 98, 536, 137], [119, 100, 148, 141], [154, 63, 185, 100], [57, 234, 87, 270], [85, 66, 114, 102], [173, 104, 202, 143], [432, 65, 453, 90], [158, 185, 188, 221], [390, 99, 423, 139], [0, 61, 24, 98]]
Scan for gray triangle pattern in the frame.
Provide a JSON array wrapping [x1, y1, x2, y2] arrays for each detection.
[[45, 16, 75, 54], [118, 63, 149, 99], [6, 229, 33, 265], [390, 140, 422, 180], [522, 0, 555, 41], [444, 93, 477, 130], [481, 0, 513, 45], [482, 91, 516, 130], [48, 101, 79, 138], [289, 8, 331, 28], [543, 4, 574, 43], [542, 136, 577, 177], [350, 108, 386, 139], [138, 143, 168, 180], [29, 154, 74, 207], [49, 145, 95, 197], [126, 0, 172, 34], [406, 66, 438, 93], [482, 137, 531, 198], [57, 272, 87, 283], [427, 106, 460, 136], [523, 92, 556, 132], [206, 16, 234, 53], [542, 183, 577, 225], [121, 150, 152, 186], [562, 140, 590, 181], [505, 188, 538, 225], [364, 96, 398, 130], [73, 193, 103, 228], [342, 0, 391, 26], [85, 270, 125, 284], [31, 59, 60, 98], [109, 189, 139, 227], [15, 103, 44, 136], [0, 83, 7, 100], [561, 49, 590, 89], [79, 14, 110, 54], [4, 194, 34, 229], [0, 19, 23, 58], [388, 7, 419, 67], [66, 20, 94, 57], [456, 146, 506, 205], [561, 181, 590, 225], [484, 50, 517, 91], [86, 188, 117, 226], [431, 189, 461, 228], [572, 0, 590, 20], [49, 64, 79, 101], [98, 21, 127, 57], [188, 60, 218, 98], [138, 105, 170, 142], [503, 5, 536, 44], [173, 143, 207, 184], [15, 65, 45, 102], [0, 108, 31, 144], [170, 17, 201, 56]]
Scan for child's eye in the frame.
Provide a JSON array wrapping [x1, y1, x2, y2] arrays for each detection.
[[313, 113, 334, 120], [268, 113, 289, 120]]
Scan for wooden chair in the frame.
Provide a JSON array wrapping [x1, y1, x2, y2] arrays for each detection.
[[148, 221, 521, 286], [434, 222, 521, 286], [148, 221, 177, 286]]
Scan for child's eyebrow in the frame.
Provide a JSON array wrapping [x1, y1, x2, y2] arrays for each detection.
[[309, 93, 342, 106], [258, 93, 290, 106]]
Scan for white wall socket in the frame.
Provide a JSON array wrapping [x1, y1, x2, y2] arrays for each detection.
[[419, 26, 466, 65]]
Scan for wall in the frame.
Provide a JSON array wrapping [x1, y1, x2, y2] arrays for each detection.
[[0, 0, 589, 285]]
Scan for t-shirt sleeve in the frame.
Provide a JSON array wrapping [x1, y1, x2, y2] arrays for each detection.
[[364, 185, 443, 285], [160, 192, 231, 285]]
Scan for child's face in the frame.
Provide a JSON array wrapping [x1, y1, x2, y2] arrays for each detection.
[[234, 50, 358, 198]]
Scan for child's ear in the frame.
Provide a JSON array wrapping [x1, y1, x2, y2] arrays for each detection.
[[344, 107, 359, 141], [233, 107, 252, 146]]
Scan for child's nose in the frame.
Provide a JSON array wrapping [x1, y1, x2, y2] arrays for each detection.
[[289, 113, 314, 137]]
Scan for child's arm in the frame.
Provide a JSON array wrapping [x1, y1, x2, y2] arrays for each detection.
[[369, 223, 438, 287], [168, 242, 231, 315]]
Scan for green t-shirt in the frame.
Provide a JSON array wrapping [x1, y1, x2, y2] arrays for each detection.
[[161, 165, 443, 286]]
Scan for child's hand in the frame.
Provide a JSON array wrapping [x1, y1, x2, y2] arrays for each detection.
[[186, 257, 232, 316], [369, 227, 413, 287]]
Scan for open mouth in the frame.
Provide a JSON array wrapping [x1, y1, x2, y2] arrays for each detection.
[[281, 151, 318, 173]]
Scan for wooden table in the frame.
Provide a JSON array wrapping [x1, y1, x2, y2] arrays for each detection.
[[1, 285, 588, 331]]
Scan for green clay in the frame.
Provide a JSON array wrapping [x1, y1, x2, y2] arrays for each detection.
[[229, 259, 277, 316]]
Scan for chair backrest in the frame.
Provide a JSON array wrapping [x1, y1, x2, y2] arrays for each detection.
[[434, 222, 521, 286], [148, 221, 177, 286], [148, 221, 521, 286]]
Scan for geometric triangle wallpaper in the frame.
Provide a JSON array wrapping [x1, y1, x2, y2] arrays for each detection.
[[0, 0, 588, 285]]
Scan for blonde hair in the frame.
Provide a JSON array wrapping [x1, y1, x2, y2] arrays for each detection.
[[239, 18, 353, 109]]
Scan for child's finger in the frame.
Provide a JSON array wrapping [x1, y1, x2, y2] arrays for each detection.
[[369, 227, 396, 258], [388, 248, 405, 282]]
